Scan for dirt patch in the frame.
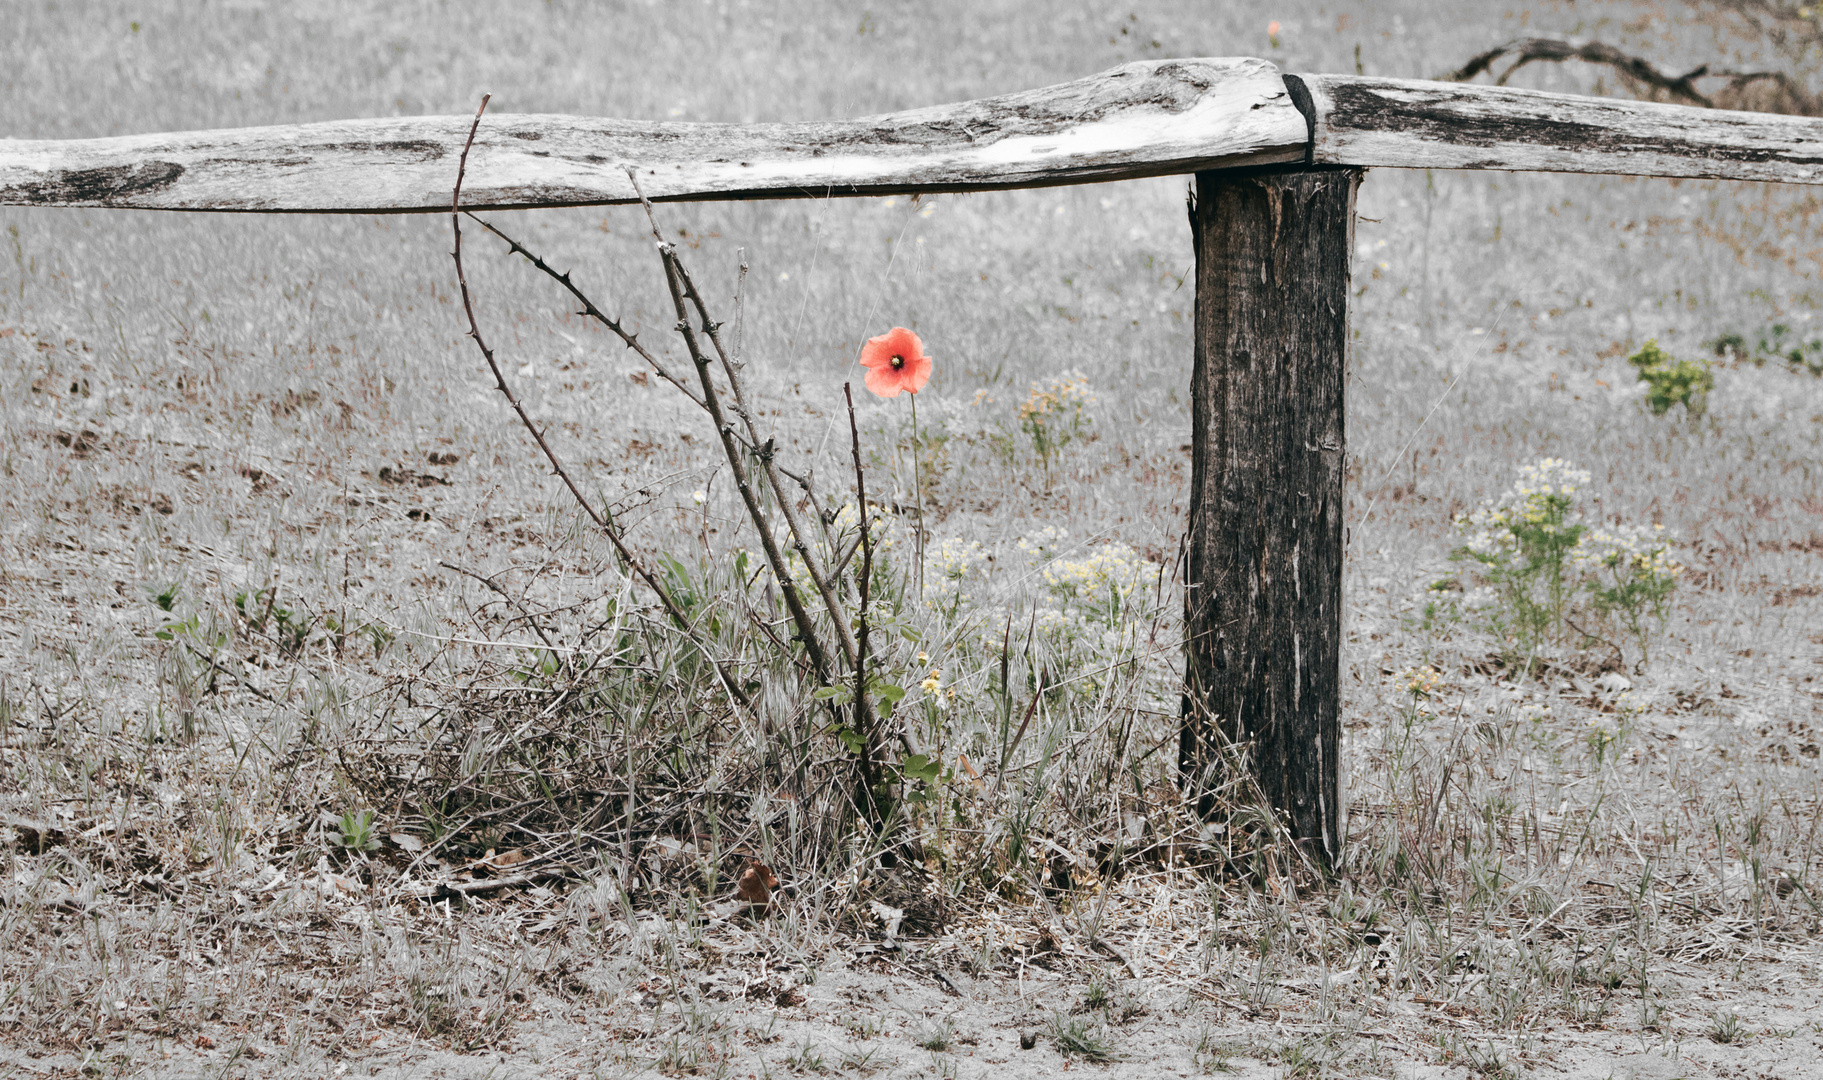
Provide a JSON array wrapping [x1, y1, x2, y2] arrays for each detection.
[[7, 930, 1818, 1078]]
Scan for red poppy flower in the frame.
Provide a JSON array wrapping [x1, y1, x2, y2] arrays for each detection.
[[858, 327, 933, 398]]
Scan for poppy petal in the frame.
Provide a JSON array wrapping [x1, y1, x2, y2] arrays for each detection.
[[857, 326, 931, 398], [863, 364, 903, 398], [901, 351, 933, 394]]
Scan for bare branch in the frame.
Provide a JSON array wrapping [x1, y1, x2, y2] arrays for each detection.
[[1443, 37, 1713, 105], [846, 382, 883, 811], [1442, 34, 1823, 116], [463, 212, 704, 406], [666, 250, 865, 670], [621, 169, 839, 695], [449, 95, 751, 713]]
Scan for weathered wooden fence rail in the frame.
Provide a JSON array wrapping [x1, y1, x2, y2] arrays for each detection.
[[7, 56, 1819, 866], [8, 58, 1823, 212]]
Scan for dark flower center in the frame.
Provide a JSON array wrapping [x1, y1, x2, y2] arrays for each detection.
[[890, 354, 904, 369]]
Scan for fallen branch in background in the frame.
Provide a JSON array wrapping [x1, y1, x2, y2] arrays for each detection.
[[1444, 35, 1823, 115]]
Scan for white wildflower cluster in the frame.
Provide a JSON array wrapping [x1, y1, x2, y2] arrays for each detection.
[[1014, 526, 1070, 561], [1040, 542, 1160, 609], [1438, 457, 1683, 665], [1024, 538, 1166, 671], [922, 535, 990, 611], [1455, 457, 1592, 558], [831, 500, 896, 552], [1571, 523, 1681, 581]]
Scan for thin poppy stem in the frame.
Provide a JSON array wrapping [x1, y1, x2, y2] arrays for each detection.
[[910, 390, 925, 601]]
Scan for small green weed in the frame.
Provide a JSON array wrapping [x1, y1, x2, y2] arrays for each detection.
[[914, 1018, 953, 1051], [1276, 1035, 1332, 1078], [1709, 1009, 1751, 1044], [1189, 1023, 1240, 1074], [1628, 338, 1715, 418], [1014, 370, 1094, 482], [1707, 324, 1823, 375], [785, 1035, 825, 1073], [1049, 1011, 1121, 1062], [233, 587, 317, 656], [330, 809, 381, 852], [1081, 972, 1111, 1011], [838, 1041, 886, 1073], [1437, 1034, 1520, 1080]]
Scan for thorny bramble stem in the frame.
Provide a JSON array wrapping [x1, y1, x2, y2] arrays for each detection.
[[624, 170, 918, 775], [449, 95, 751, 713], [847, 382, 883, 812], [463, 212, 704, 408]]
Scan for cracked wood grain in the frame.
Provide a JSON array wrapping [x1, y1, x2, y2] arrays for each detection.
[[0, 57, 1305, 213], [1180, 167, 1356, 869], [1295, 73, 1823, 183], [11, 61, 1823, 215]]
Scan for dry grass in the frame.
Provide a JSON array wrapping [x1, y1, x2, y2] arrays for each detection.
[[3, 1, 1822, 1075]]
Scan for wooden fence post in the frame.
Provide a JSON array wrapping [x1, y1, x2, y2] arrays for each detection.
[[1179, 165, 1359, 869]]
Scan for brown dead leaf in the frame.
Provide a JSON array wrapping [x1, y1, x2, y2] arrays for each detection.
[[736, 860, 778, 906], [958, 753, 983, 791], [473, 848, 527, 875]]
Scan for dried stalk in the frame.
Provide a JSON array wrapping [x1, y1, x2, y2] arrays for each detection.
[[463, 213, 704, 406], [449, 95, 750, 712], [845, 382, 882, 806], [622, 171, 905, 770], [661, 239, 862, 667], [646, 229, 836, 685]]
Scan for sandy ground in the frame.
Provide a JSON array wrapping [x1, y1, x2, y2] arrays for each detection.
[[9, 936, 1820, 1080]]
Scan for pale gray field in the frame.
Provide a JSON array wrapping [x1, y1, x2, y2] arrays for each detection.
[[3, 2, 1822, 1078]]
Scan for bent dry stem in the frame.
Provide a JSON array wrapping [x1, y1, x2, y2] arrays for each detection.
[[448, 94, 750, 711], [452, 98, 911, 827]]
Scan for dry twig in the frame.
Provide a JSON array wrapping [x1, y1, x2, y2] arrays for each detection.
[[448, 94, 750, 712], [1444, 35, 1822, 116]]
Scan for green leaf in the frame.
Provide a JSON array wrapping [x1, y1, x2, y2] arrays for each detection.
[[833, 726, 867, 755], [872, 682, 905, 706], [902, 753, 941, 784]]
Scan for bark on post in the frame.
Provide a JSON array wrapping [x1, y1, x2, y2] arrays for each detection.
[[1179, 166, 1358, 869]]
